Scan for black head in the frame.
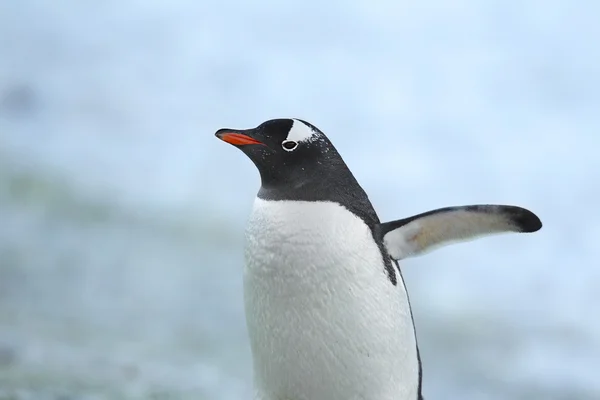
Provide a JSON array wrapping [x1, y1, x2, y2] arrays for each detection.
[[215, 118, 378, 226], [215, 118, 346, 190]]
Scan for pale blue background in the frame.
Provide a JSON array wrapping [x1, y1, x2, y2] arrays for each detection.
[[0, 1, 598, 399]]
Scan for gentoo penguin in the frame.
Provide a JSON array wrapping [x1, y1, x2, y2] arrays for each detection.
[[215, 118, 542, 400]]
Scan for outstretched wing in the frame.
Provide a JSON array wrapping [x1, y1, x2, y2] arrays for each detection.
[[377, 205, 542, 260]]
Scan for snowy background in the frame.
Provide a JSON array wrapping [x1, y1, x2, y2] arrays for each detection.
[[0, 0, 598, 399]]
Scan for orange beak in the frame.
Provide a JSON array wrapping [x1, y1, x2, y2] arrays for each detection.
[[216, 131, 264, 146]]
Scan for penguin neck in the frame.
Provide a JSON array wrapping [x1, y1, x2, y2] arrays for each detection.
[[257, 162, 380, 229]]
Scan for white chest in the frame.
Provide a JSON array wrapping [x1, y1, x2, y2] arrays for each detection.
[[243, 198, 419, 400]]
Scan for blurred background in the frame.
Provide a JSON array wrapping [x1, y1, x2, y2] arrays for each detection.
[[0, 0, 598, 399]]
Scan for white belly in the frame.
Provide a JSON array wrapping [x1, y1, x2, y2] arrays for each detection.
[[244, 198, 419, 400]]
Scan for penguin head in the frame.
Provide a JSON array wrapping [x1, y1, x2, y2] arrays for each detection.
[[216, 118, 346, 189]]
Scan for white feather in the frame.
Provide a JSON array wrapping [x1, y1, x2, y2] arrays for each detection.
[[285, 119, 318, 143], [244, 198, 419, 400]]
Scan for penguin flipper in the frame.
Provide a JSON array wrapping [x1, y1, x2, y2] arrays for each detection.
[[377, 205, 542, 260]]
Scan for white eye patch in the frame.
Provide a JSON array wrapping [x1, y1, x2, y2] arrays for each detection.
[[285, 119, 318, 143]]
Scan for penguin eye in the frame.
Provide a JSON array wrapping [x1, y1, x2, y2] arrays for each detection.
[[281, 140, 298, 151]]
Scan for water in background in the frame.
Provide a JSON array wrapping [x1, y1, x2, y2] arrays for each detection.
[[0, 1, 599, 399]]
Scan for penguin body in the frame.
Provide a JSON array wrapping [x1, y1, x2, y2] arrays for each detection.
[[215, 118, 541, 400], [245, 199, 419, 400]]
